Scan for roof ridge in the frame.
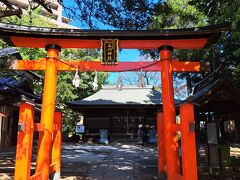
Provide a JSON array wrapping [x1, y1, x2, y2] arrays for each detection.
[[102, 85, 153, 90]]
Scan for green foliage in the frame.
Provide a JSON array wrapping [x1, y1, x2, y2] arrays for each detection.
[[56, 49, 109, 133], [141, 0, 208, 58], [67, 0, 240, 92], [66, 0, 215, 97], [0, 7, 109, 134], [64, 0, 154, 29], [65, 0, 207, 30], [0, 7, 51, 96], [149, 0, 207, 30], [2, 0, 240, 132], [189, 0, 240, 87], [232, 64, 240, 87], [141, 0, 210, 95], [0, 7, 55, 27], [189, 0, 240, 25], [0, 7, 53, 59]]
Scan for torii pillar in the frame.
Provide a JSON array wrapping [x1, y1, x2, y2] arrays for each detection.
[[159, 46, 179, 180], [35, 44, 61, 179]]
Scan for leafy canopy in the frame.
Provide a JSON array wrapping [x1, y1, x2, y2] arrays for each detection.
[[0, 7, 109, 134]]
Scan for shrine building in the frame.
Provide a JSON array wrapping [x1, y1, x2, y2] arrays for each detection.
[[67, 85, 168, 137]]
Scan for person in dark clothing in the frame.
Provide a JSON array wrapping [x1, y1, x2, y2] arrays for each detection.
[[140, 125, 148, 146]]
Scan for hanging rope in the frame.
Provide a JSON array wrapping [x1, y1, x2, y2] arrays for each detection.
[[56, 58, 161, 72], [55, 58, 161, 90]]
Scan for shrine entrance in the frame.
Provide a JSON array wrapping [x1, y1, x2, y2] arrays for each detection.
[[0, 23, 227, 180]]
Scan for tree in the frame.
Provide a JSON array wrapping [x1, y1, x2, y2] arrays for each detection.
[[63, 0, 207, 30], [66, 0, 209, 97], [0, 0, 56, 19], [142, 0, 211, 97], [0, 7, 109, 134], [122, 55, 160, 86], [63, 0, 237, 89], [63, 0, 157, 29], [139, 0, 209, 97], [56, 48, 109, 133], [189, 0, 240, 86]]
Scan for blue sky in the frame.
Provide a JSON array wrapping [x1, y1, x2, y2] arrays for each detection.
[[61, 1, 189, 99], [108, 49, 140, 83], [62, 1, 141, 84]]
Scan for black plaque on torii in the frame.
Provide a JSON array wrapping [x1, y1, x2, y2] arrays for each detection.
[[101, 39, 118, 65]]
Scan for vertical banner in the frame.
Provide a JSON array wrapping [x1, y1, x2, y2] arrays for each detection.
[[101, 39, 118, 65]]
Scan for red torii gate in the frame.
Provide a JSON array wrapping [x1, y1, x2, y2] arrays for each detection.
[[0, 23, 226, 180]]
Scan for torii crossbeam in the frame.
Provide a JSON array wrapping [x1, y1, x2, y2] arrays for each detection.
[[0, 23, 227, 180], [6, 58, 205, 72]]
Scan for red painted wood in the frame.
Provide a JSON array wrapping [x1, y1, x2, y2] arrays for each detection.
[[160, 49, 180, 180], [180, 103, 198, 180], [35, 48, 59, 180], [14, 102, 35, 180], [10, 36, 208, 49], [157, 112, 166, 174], [14, 59, 201, 72]]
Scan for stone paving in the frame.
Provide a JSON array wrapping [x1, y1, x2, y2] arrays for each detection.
[[60, 141, 159, 180], [84, 143, 158, 180], [0, 140, 160, 180], [1, 140, 240, 179]]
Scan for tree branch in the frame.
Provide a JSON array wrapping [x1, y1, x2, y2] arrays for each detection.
[[34, 0, 53, 14], [0, 8, 22, 18]]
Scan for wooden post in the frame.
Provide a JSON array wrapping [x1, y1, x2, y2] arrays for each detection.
[[157, 112, 166, 174], [35, 44, 61, 179], [180, 103, 198, 180], [159, 46, 180, 180], [52, 111, 62, 179], [14, 98, 35, 180]]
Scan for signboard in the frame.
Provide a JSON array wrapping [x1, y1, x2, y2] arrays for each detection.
[[101, 39, 118, 65], [207, 122, 218, 144], [75, 123, 85, 134]]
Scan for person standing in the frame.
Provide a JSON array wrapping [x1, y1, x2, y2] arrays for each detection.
[[140, 125, 148, 146]]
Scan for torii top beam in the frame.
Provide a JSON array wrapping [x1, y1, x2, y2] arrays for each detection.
[[0, 23, 228, 49]]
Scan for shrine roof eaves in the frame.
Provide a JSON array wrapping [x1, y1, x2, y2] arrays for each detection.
[[185, 66, 240, 107], [0, 23, 229, 49], [67, 85, 180, 108], [67, 86, 162, 107], [0, 77, 42, 103]]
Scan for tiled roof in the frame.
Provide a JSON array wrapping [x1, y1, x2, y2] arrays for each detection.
[[67, 85, 162, 107], [190, 66, 240, 103], [0, 47, 42, 103], [0, 77, 42, 103], [184, 66, 240, 113], [0, 77, 26, 91], [0, 47, 21, 59]]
